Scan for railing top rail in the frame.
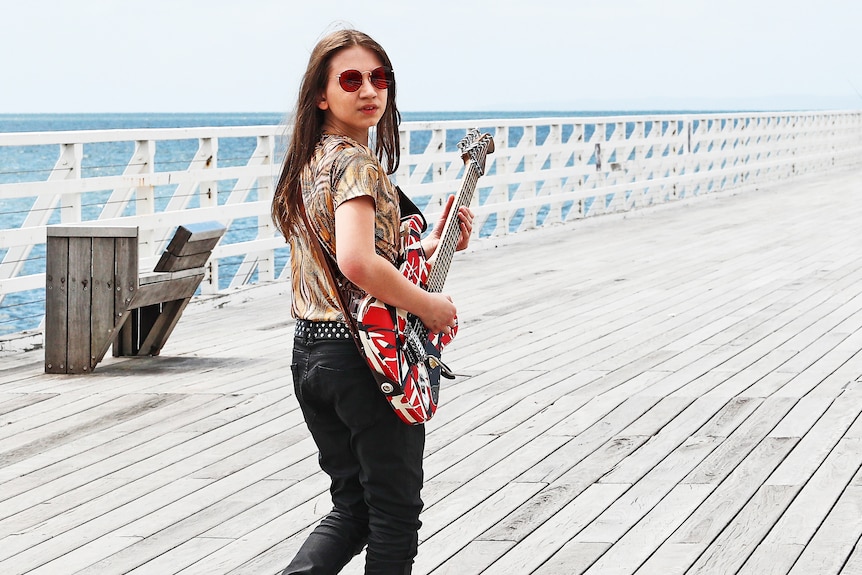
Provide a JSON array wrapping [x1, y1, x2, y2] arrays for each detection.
[[0, 124, 285, 147], [397, 109, 862, 130]]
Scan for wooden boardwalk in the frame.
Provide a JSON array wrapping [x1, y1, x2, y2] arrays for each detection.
[[2, 167, 862, 575]]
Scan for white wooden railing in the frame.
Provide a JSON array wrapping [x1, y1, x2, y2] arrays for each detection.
[[2, 111, 861, 337]]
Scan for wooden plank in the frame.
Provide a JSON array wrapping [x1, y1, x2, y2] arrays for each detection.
[[113, 234, 139, 358], [687, 485, 797, 575], [531, 543, 612, 575], [153, 222, 225, 273], [90, 236, 116, 366], [219, 524, 318, 575], [47, 225, 137, 238], [162, 222, 226, 254], [415, 482, 546, 574], [580, 484, 714, 575], [0, 393, 56, 417], [766, 392, 862, 486], [421, 434, 568, 535], [673, 437, 798, 545], [0, 392, 122, 446], [75, 479, 293, 574], [128, 274, 203, 310], [427, 540, 517, 575], [635, 542, 713, 575], [736, 438, 862, 574], [682, 396, 797, 485], [587, 392, 732, 487], [138, 268, 206, 286], [65, 237, 93, 374], [840, 540, 862, 575], [478, 483, 629, 575], [154, 250, 213, 272], [43, 235, 68, 373]]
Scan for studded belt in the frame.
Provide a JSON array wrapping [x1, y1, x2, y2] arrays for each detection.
[[294, 319, 353, 341]]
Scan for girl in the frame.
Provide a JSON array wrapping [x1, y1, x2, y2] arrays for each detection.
[[272, 29, 474, 575]]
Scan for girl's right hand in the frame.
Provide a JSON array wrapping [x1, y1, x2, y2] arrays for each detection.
[[418, 292, 458, 335]]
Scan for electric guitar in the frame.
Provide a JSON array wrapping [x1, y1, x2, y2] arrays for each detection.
[[355, 128, 495, 424]]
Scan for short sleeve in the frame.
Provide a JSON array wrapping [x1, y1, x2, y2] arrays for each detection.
[[330, 147, 380, 210]]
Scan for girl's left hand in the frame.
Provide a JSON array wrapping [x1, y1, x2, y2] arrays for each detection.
[[432, 194, 474, 252]]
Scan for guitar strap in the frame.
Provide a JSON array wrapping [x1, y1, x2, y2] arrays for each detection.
[[396, 185, 427, 232]]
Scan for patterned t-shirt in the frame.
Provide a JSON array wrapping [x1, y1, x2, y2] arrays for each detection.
[[289, 134, 401, 322]]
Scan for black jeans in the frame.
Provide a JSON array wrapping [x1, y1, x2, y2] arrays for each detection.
[[282, 336, 425, 575]]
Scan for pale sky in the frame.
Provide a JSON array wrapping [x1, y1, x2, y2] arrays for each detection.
[[2, 0, 861, 114]]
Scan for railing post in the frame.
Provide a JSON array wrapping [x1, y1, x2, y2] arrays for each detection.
[[197, 137, 218, 210], [516, 125, 537, 231], [58, 143, 83, 223], [98, 140, 154, 220], [628, 119, 646, 209], [254, 134, 276, 284], [490, 124, 509, 235], [545, 123, 562, 224], [196, 137, 221, 293], [573, 122, 588, 217], [135, 139, 157, 256], [431, 128, 445, 184]]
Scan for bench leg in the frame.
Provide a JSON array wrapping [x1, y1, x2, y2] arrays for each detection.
[[114, 298, 192, 357], [113, 311, 134, 357]]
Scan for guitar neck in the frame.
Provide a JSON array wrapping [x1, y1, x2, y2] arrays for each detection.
[[426, 163, 481, 293]]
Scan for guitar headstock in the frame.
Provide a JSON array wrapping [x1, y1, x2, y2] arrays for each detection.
[[457, 128, 495, 176]]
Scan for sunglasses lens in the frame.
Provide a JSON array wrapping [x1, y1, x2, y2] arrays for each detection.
[[369, 67, 391, 90], [338, 70, 363, 92], [337, 68, 392, 92]]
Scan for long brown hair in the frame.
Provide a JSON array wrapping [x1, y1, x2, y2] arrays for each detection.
[[271, 29, 401, 238]]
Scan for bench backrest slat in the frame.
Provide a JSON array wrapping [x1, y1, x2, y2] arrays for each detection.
[[153, 221, 226, 273]]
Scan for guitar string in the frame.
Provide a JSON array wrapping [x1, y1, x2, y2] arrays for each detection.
[[427, 164, 481, 292], [426, 157, 483, 293]]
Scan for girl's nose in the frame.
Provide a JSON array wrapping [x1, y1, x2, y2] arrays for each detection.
[[358, 75, 378, 95]]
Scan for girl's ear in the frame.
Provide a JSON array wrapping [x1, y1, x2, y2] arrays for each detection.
[[318, 94, 329, 111]]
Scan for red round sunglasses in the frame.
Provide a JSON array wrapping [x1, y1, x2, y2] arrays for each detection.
[[335, 66, 393, 92]]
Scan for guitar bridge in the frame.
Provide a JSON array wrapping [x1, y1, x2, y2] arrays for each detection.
[[404, 327, 426, 366]]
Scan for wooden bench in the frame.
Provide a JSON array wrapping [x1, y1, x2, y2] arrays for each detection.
[[45, 222, 226, 374]]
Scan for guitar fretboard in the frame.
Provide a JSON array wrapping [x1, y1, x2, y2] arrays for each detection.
[[426, 156, 484, 294]]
